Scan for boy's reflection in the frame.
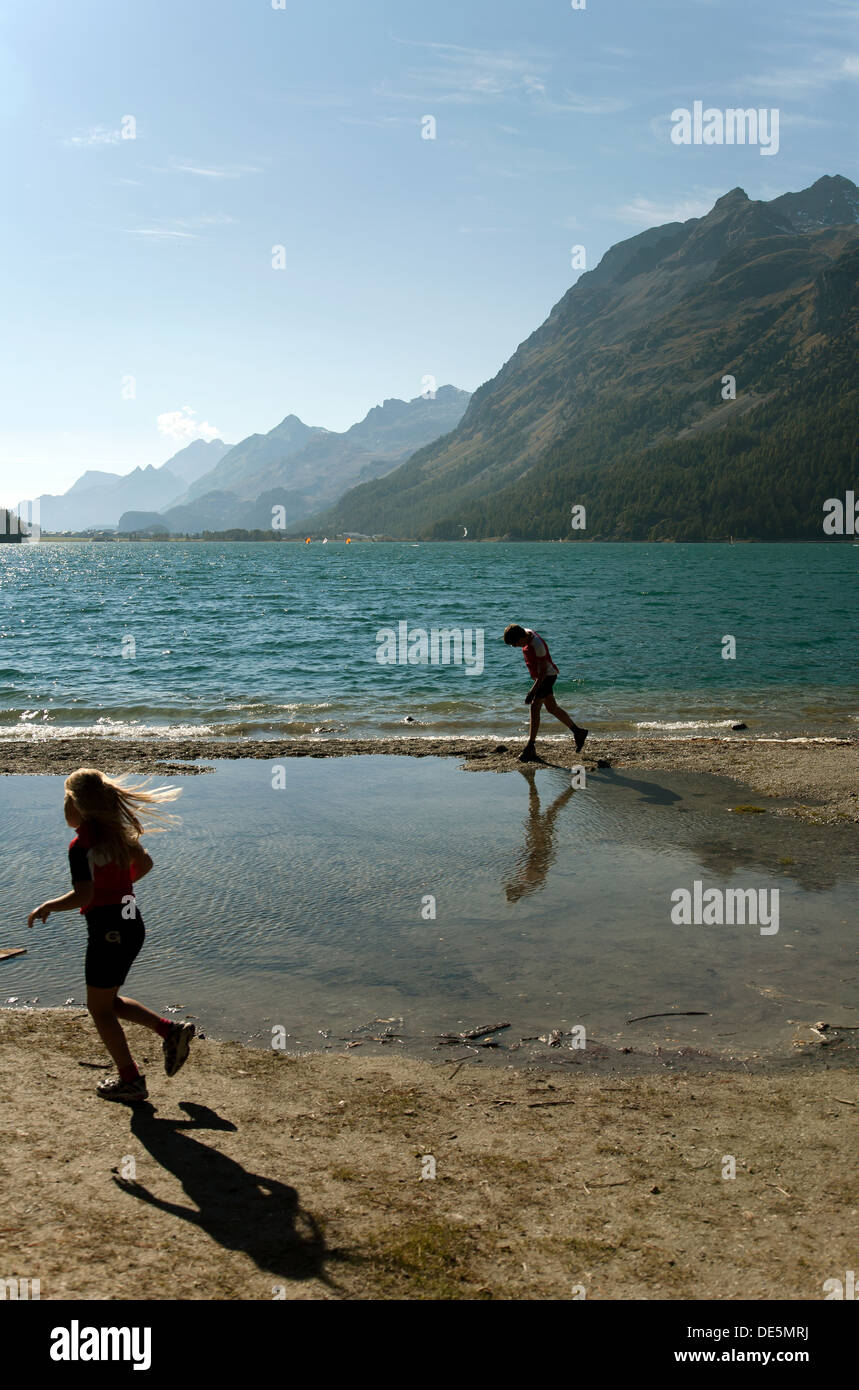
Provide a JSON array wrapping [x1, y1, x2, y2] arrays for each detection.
[[504, 766, 575, 902]]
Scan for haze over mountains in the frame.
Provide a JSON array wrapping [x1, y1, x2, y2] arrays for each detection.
[[34, 439, 230, 532], [138, 386, 470, 533], [33, 389, 470, 534], [310, 175, 859, 542]]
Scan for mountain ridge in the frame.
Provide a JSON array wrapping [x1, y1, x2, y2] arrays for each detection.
[[306, 175, 859, 541], [122, 386, 471, 534], [34, 439, 231, 532]]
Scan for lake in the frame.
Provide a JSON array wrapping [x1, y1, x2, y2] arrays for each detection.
[[1, 540, 856, 740]]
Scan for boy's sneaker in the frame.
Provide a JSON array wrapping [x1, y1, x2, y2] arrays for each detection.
[[163, 1021, 195, 1077], [97, 1074, 148, 1103]]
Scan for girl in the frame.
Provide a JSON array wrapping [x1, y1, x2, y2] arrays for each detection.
[[28, 768, 194, 1103]]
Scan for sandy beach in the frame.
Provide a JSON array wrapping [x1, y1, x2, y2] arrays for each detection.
[[0, 1008, 855, 1301], [0, 733, 856, 823]]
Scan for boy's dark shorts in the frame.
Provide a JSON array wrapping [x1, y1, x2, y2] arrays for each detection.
[[532, 673, 557, 700], [84, 905, 145, 989]]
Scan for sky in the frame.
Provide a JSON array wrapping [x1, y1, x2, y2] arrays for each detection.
[[0, 0, 857, 503]]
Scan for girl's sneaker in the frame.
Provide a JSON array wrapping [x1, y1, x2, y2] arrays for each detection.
[[97, 1074, 148, 1103], [163, 1021, 195, 1077]]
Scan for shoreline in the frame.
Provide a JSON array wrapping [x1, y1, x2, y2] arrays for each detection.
[[1, 733, 855, 823], [5, 1004, 857, 1077], [1, 1008, 854, 1300]]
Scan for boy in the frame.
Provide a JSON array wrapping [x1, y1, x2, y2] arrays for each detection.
[[503, 624, 588, 762]]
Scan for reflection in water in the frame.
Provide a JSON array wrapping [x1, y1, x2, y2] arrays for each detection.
[[504, 766, 575, 902], [2, 761, 855, 1056]]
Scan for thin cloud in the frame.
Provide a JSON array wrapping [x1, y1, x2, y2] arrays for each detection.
[[126, 228, 198, 240], [149, 159, 263, 179], [780, 0, 859, 42], [548, 90, 631, 115], [340, 114, 415, 128], [377, 38, 629, 114], [123, 212, 237, 239], [779, 112, 838, 128], [612, 194, 720, 228], [63, 126, 123, 147], [740, 50, 859, 93], [181, 213, 238, 227]]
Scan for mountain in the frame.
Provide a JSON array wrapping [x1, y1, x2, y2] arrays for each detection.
[[65, 470, 124, 495], [37, 464, 186, 531], [116, 511, 170, 535], [308, 175, 859, 541], [34, 438, 230, 532], [160, 438, 230, 489], [179, 415, 326, 504], [149, 388, 470, 533]]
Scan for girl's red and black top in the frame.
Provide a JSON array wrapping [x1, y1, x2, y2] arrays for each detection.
[[68, 822, 137, 912]]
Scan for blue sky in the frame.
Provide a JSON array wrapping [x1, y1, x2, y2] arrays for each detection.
[[0, 0, 856, 502]]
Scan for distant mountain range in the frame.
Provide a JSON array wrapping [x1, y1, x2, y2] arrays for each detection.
[[32, 389, 471, 535], [34, 439, 230, 532], [308, 175, 859, 541], [121, 387, 470, 534]]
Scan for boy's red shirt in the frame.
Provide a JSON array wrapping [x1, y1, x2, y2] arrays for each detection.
[[522, 630, 559, 680]]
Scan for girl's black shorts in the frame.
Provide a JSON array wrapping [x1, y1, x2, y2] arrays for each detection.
[[84, 905, 145, 989]]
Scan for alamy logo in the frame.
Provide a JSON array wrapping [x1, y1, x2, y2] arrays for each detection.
[[823, 491, 858, 535], [50, 1321, 151, 1371], [823, 1271, 856, 1299], [671, 102, 779, 156], [1, 1277, 40, 1299], [670, 881, 779, 935], [376, 622, 484, 676], [2, 499, 40, 540]]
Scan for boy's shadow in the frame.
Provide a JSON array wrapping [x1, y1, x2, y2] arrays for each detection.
[[588, 765, 682, 807], [115, 1101, 337, 1286]]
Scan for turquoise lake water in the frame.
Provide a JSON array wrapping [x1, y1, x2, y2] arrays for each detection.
[[0, 540, 856, 739]]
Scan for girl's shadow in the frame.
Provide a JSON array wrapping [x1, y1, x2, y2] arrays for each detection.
[[114, 1101, 337, 1287]]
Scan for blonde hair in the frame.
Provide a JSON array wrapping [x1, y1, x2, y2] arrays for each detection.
[[64, 768, 181, 867]]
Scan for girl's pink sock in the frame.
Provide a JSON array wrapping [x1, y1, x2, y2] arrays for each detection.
[[119, 1063, 140, 1083], [154, 1018, 172, 1039]]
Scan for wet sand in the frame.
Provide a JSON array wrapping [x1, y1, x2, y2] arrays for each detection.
[[0, 733, 856, 823], [0, 1009, 855, 1301]]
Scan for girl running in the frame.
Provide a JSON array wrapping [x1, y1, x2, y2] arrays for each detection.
[[27, 768, 194, 1103]]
